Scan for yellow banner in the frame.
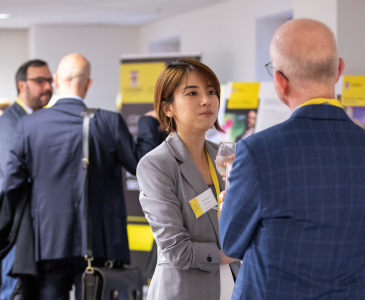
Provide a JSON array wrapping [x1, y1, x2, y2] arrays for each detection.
[[127, 216, 148, 223], [127, 224, 154, 252], [227, 82, 260, 109], [121, 62, 166, 104], [341, 76, 365, 106]]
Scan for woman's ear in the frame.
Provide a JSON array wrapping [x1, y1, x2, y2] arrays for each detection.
[[163, 103, 174, 118]]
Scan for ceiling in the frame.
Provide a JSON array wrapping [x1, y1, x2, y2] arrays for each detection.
[[0, 0, 231, 28]]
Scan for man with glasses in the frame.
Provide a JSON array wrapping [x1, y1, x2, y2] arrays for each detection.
[[220, 19, 365, 299], [0, 59, 52, 300]]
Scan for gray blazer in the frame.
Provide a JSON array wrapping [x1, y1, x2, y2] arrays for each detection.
[[137, 133, 240, 300]]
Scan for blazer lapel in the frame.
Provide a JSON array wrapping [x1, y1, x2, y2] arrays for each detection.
[[291, 103, 353, 122], [166, 133, 208, 195], [205, 141, 225, 192], [205, 140, 223, 246], [165, 134, 221, 245], [53, 98, 87, 117], [12, 102, 28, 118]]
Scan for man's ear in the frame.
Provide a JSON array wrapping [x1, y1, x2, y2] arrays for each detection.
[[274, 71, 289, 96], [17, 80, 26, 95], [336, 58, 345, 83], [86, 78, 93, 93], [53, 73, 59, 89]]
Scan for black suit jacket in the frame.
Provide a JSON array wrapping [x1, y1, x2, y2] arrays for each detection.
[[0, 101, 27, 191], [3, 98, 159, 263], [0, 188, 37, 276]]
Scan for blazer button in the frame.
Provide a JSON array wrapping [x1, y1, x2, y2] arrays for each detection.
[[207, 257, 212, 262]]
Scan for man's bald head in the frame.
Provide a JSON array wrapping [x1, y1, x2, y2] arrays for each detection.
[[270, 19, 339, 84], [57, 53, 90, 84], [55, 53, 92, 98]]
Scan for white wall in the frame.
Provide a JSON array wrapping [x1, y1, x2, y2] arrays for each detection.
[[337, 0, 365, 76], [138, 0, 293, 84], [29, 25, 139, 111], [149, 36, 180, 53], [293, 0, 337, 37], [294, 0, 365, 76], [0, 30, 28, 101], [256, 11, 292, 81]]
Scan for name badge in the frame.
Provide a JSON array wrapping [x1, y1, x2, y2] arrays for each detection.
[[189, 188, 217, 218]]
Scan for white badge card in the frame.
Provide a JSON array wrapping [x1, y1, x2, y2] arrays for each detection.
[[189, 188, 217, 218]]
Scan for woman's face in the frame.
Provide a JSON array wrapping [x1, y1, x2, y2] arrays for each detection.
[[166, 71, 219, 135]]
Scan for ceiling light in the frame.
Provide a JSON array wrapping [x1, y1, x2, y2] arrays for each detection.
[[0, 14, 11, 19]]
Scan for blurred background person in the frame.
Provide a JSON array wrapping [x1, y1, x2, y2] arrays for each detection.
[[0, 59, 52, 300], [219, 19, 365, 300], [137, 59, 240, 300], [235, 110, 257, 142], [1, 53, 160, 300], [0, 99, 12, 117]]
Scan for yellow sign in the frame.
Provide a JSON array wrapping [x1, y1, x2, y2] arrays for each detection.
[[121, 62, 166, 104], [341, 76, 365, 106], [127, 216, 148, 223], [227, 82, 260, 109], [127, 224, 154, 251], [189, 198, 204, 218]]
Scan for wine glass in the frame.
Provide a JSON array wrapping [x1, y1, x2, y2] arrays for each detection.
[[216, 142, 236, 189]]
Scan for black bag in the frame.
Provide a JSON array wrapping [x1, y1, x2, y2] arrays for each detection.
[[80, 109, 143, 300], [82, 265, 143, 300]]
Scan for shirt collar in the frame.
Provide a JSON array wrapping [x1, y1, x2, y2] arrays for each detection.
[[16, 98, 33, 114], [291, 98, 342, 115], [57, 95, 84, 102]]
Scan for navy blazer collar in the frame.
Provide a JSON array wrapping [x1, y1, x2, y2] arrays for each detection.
[[12, 101, 28, 118], [290, 104, 353, 123], [53, 97, 86, 108]]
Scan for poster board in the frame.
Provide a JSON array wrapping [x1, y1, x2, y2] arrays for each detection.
[[255, 81, 291, 133], [219, 82, 260, 143], [338, 75, 365, 129]]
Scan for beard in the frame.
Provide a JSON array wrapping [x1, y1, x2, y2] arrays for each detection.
[[26, 85, 52, 110]]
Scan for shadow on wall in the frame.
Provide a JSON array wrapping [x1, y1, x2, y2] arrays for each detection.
[[214, 50, 236, 84], [150, 36, 180, 53], [256, 10, 293, 82]]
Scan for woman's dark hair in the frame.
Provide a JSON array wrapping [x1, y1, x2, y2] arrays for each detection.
[[154, 58, 224, 134]]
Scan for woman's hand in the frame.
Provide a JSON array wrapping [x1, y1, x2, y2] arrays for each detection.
[[218, 154, 235, 181], [145, 110, 165, 131], [218, 190, 225, 211], [144, 109, 158, 119], [220, 250, 240, 264]]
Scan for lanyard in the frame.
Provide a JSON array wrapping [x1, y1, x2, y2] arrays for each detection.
[[299, 98, 343, 109], [15, 99, 30, 114], [205, 149, 221, 219]]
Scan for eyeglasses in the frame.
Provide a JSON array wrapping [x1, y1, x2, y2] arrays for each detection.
[[264, 62, 289, 82], [26, 77, 53, 85]]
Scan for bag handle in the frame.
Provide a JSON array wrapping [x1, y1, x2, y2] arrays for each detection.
[[81, 108, 98, 273]]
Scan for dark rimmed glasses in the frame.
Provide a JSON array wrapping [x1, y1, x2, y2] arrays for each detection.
[[264, 62, 289, 82], [26, 77, 53, 85]]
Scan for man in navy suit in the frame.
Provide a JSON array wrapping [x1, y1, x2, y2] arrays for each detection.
[[0, 59, 52, 300], [220, 19, 365, 299], [2, 53, 160, 300]]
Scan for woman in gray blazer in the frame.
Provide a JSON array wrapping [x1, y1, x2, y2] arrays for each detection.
[[137, 59, 240, 300]]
